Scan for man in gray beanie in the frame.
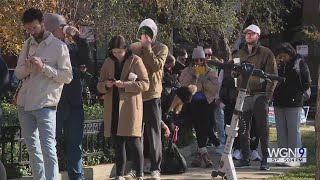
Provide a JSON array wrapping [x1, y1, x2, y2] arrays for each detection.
[[179, 46, 218, 168], [44, 13, 92, 180]]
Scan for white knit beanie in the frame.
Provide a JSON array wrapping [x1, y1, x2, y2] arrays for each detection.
[[192, 46, 205, 59]]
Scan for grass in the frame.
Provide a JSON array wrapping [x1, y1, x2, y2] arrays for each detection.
[[268, 124, 316, 180]]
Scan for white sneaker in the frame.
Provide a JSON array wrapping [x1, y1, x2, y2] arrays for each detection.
[[151, 170, 161, 179], [215, 144, 225, 155], [250, 150, 261, 161], [124, 169, 136, 178], [284, 162, 300, 167], [232, 149, 241, 160]]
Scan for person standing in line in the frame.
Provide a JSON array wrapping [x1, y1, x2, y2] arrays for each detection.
[[129, 18, 168, 179], [233, 24, 277, 170], [15, 8, 73, 180], [273, 42, 311, 167], [203, 45, 225, 154], [179, 46, 218, 168], [43, 13, 92, 180], [97, 35, 149, 180]]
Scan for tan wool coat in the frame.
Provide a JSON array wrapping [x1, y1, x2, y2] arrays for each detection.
[[97, 55, 149, 137]]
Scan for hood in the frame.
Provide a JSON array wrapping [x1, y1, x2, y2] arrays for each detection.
[[136, 18, 158, 42]]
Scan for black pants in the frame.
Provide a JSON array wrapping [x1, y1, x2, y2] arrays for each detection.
[[114, 136, 143, 177], [239, 95, 269, 161], [208, 102, 221, 147], [142, 98, 162, 171], [185, 99, 212, 148]]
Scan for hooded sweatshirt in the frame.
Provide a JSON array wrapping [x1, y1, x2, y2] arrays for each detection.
[[130, 19, 168, 101]]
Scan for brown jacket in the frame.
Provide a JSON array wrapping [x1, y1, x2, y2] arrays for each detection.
[[97, 55, 149, 137], [130, 41, 168, 101], [179, 66, 218, 104], [234, 44, 278, 99]]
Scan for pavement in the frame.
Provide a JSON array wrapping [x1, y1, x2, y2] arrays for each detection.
[[12, 125, 311, 180]]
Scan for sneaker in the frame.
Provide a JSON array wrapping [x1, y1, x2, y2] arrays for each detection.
[[250, 150, 261, 161], [284, 162, 300, 167], [124, 170, 136, 178], [260, 160, 270, 170], [202, 152, 214, 168], [137, 177, 143, 180], [215, 144, 225, 155], [150, 170, 161, 179], [232, 149, 242, 160], [235, 159, 251, 168], [191, 153, 202, 167]]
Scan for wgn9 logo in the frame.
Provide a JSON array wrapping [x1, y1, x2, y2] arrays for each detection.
[[267, 148, 307, 163]]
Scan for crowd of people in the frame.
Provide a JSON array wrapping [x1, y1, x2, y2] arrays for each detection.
[[0, 7, 312, 180]]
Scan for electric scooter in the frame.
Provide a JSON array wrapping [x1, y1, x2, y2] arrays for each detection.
[[208, 61, 285, 180]]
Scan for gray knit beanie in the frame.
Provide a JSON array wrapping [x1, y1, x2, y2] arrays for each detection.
[[43, 13, 67, 32], [192, 46, 205, 59]]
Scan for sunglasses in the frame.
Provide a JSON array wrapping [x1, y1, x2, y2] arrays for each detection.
[[205, 53, 212, 57]]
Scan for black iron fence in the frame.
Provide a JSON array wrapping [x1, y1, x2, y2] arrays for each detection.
[[0, 119, 114, 178]]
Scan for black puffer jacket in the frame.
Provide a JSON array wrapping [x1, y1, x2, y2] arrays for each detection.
[[273, 54, 311, 107]]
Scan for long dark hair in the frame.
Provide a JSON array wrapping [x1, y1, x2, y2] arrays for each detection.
[[108, 35, 132, 60]]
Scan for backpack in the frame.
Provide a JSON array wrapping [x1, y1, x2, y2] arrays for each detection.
[[293, 58, 311, 101]]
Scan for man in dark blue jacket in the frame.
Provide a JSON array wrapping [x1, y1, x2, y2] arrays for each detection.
[[44, 13, 92, 180], [0, 56, 8, 180]]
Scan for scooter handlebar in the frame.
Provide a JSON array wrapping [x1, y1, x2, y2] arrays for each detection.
[[207, 61, 285, 83]]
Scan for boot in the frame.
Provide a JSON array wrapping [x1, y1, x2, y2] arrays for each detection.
[[202, 152, 213, 168], [191, 153, 202, 167]]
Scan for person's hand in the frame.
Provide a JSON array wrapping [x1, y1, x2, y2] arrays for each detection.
[[161, 123, 171, 138], [140, 34, 152, 47], [29, 57, 43, 71], [114, 80, 125, 88], [25, 59, 33, 70], [65, 26, 80, 37]]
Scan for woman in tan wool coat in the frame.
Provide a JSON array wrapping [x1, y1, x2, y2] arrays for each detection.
[[179, 46, 218, 168], [97, 35, 149, 180]]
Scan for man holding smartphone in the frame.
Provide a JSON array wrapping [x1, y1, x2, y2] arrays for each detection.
[[15, 8, 73, 180]]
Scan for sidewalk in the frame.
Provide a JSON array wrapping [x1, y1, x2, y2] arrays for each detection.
[[11, 135, 300, 180]]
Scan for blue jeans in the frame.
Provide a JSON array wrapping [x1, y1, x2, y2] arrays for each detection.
[[214, 107, 225, 144], [18, 106, 58, 180], [56, 109, 84, 180]]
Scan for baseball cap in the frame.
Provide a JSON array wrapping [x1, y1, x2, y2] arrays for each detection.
[[244, 24, 261, 35], [43, 13, 67, 33]]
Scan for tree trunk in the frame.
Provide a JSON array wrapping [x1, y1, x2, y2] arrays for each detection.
[[316, 65, 320, 180]]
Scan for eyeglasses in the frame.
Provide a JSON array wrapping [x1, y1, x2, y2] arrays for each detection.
[[205, 53, 212, 57]]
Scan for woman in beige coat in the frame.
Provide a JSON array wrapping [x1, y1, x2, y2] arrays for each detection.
[[97, 35, 149, 180], [179, 46, 218, 168]]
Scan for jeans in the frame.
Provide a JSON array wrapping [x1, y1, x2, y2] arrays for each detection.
[[56, 109, 84, 180], [214, 107, 225, 144], [18, 106, 58, 180]]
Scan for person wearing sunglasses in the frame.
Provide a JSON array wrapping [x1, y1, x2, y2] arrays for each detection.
[[179, 46, 218, 168], [172, 48, 188, 76]]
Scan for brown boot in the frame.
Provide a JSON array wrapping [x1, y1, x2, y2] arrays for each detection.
[[191, 153, 202, 167], [202, 152, 213, 168]]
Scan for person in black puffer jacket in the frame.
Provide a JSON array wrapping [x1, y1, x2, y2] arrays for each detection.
[[273, 42, 311, 167]]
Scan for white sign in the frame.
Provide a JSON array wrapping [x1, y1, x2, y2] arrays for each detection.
[[296, 45, 308, 56]]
